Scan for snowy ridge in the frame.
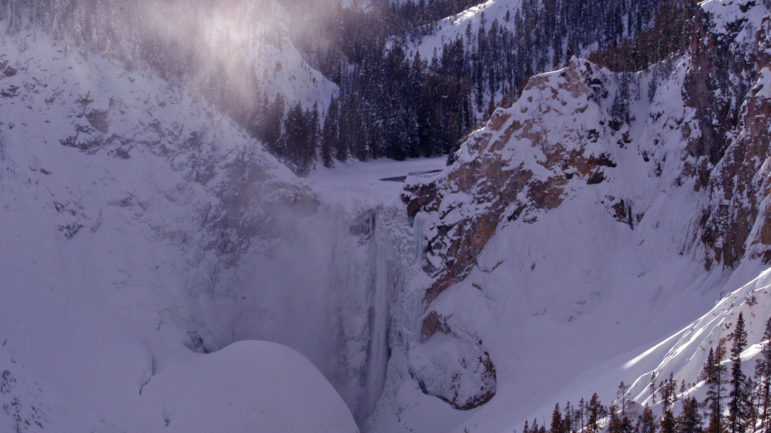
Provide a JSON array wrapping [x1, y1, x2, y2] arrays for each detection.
[[2, 0, 337, 110], [411, 0, 521, 60], [624, 269, 771, 407]]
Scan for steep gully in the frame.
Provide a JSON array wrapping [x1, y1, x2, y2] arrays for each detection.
[[193, 162, 445, 427]]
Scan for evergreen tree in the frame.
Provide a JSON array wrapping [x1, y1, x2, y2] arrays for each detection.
[[282, 102, 317, 174], [531, 418, 541, 433], [563, 401, 575, 433], [662, 403, 677, 433], [609, 403, 634, 433], [255, 94, 285, 155], [552, 403, 565, 433], [638, 405, 657, 433], [677, 397, 703, 433], [618, 381, 629, 417], [746, 375, 758, 432], [704, 343, 727, 433], [587, 393, 606, 433], [661, 374, 678, 433], [728, 313, 749, 433], [610, 404, 623, 433], [755, 318, 771, 432], [320, 101, 337, 168]]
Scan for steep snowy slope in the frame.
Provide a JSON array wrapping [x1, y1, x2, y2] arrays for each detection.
[[412, 0, 521, 60], [2, 0, 337, 115], [371, 0, 771, 432], [441, 267, 771, 433], [0, 13, 409, 430], [623, 269, 771, 408]]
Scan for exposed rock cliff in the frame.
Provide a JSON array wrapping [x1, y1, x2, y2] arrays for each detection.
[[401, 0, 771, 411]]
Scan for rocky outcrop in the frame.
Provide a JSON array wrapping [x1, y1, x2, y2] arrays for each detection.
[[410, 312, 496, 410], [402, 59, 617, 307], [693, 6, 771, 269], [402, 58, 624, 408], [402, 0, 771, 411]]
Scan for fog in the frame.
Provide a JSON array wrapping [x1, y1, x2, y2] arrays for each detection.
[[2, 0, 338, 122], [0, 0, 408, 424]]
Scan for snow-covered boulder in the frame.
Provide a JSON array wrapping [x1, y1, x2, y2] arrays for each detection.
[[140, 341, 359, 433]]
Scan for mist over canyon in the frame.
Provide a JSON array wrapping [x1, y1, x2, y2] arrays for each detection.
[[1, 1, 771, 433]]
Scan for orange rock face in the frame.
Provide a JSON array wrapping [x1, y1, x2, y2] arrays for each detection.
[[403, 10, 771, 410]]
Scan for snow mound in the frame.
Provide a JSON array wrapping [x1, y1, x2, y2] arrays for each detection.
[[141, 341, 359, 433]]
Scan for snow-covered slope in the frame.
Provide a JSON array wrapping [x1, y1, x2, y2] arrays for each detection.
[[411, 0, 520, 60], [375, 0, 771, 432], [2, 0, 337, 112], [0, 13, 409, 430], [623, 269, 771, 408], [431, 267, 771, 433], [0, 340, 358, 433]]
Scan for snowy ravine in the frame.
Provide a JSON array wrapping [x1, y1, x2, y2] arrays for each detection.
[[3, 1, 771, 433], [0, 16, 444, 431]]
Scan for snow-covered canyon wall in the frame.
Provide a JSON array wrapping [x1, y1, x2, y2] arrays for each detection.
[[3, 1, 771, 433], [2, 0, 337, 116], [374, 0, 771, 432], [0, 16, 415, 430]]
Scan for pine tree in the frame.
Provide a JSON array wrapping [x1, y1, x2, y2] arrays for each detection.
[[321, 98, 339, 167], [746, 376, 758, 432], [618, 381, 629, 417], [610, 404, 623, 433], [677, 397, 703, 433], [729, 313, 749, 433], [609, 403, 634, 433], [704, 343, 727, 433], [587, 393, 606, 433], [563, 401, 574, 433], [661, 373, 678, 411], [756, 318, 771, 432], [552, 403, 565, 433], [255, 94, 285, 155], [661, 374, 678, 433], [662, 406, 677, 433], [638, 405, 657, 433]]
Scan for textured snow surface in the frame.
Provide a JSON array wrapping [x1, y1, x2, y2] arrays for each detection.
[[700, 0, 768, 46], [0, 22, 399, 431], [141, 341, 358, 433], [411, 0, 522, 60], [623, 268, 771, 406]]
